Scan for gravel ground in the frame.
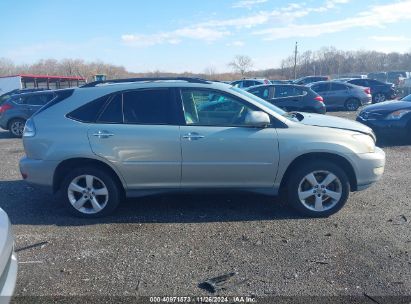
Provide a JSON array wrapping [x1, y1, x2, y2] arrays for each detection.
[[0, 111, 410, 303]]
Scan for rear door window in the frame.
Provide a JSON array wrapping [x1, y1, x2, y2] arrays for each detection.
[[123, 89, 173, 124], [311, 83, 329, 92], [330, 83, 347, 91], [275, 86, 294, 98]]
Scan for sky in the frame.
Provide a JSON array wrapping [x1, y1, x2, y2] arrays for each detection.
[[1, 0, 411, 73]]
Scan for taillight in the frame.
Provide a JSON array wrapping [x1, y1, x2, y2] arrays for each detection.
[[314, 96, 324, 103], [364, 87, 371, 95], [0, 104, 12, 114]]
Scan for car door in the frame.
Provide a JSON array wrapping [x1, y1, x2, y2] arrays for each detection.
[[311, 83, 331, 107], [179, 88, 279, 188], [329, 83, 350, 108], [87, 89, 182, 189]]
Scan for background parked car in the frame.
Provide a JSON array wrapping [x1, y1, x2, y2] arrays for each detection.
[[368, 72, 387, 83], [0, 88, 49, 104], [387, 71, 410, 86], [0, 90, 57, 137], [340, 78, 396, 103], [293, 75, 329, 85], [307, 81, 372, 111], [230, 78, 271, 88], [357, 94, 411, 142], [245, 84, 326, 114]]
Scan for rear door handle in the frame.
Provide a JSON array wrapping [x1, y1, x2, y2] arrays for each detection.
[[182, 132, 205, 141], [92, 130, 114, 139]]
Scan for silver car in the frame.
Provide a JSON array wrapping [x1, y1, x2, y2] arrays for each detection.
[[308, 81, 372, 111], [19, 78, 385, 218], [0, 208, 18, 302]]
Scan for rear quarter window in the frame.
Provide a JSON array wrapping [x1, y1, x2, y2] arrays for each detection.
[[67, 94, 111, 123]]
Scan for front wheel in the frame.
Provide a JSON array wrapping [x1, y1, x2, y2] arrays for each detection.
[[345, 98, 360, 111], [9, 118, 26, 138], [61, 167, 121, 218], [286, 161, 350, 217]]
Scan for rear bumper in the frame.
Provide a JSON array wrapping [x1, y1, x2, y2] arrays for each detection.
[[361, 96, 372, 106], [351, 147, 385, 191], [19, 157, 57, 193]]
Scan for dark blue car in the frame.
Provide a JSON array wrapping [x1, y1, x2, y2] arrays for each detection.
[[357, 94, 411, 142]]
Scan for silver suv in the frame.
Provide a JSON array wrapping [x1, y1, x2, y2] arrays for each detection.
[[19, 78, 385, 218]]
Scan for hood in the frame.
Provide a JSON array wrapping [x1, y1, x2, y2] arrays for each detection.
[[298, 112, 373, 136], [361, 100, 411, 114]]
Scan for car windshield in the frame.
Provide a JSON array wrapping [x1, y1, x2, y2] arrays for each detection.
[[401, 94, 411, 102]]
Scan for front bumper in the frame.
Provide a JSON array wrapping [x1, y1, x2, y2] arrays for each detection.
[[351, 147, 385, 191], [0, 252, 17, 299], [19, 157, 58, 193], [356, 117, 409, 139]]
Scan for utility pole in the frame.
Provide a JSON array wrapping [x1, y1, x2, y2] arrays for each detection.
[[293, 41, 298, 80]]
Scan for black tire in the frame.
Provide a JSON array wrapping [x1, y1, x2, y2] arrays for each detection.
[[286, 160, 350, 217], [8, 118, 26, 138], [61, 167, 121, 218], [373, 93, 386, 103], [344, 98, 360, 111]]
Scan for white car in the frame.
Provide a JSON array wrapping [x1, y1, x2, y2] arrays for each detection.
[[0, 208, 17, 302]]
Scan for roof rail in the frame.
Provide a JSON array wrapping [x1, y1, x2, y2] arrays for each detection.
[[81, 77, 210, 88]]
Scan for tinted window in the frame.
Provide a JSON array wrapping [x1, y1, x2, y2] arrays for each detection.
[[350, 79, 365, 86], [330, 83, 347, 91], [36, 89, 74, 115], [294, 87, 306, 96], [367, 79, 381, 85], [11, 96, 27, 105], [312, 83, 329, 92], [123, 89, 172, 124], [181, 89, 258, 126], [97, 94, 123, 124], [249, 88, 263, 98], [243, 80, 255, 88], [275, 86, 295, 98], [67, 95, 110, 123], [26, 94, 54, 106]]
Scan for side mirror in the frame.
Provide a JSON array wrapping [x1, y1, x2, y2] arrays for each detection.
[[245, 111, 270, 127]]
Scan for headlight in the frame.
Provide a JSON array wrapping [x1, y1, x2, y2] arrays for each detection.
[[385, 109, 411, 120], [352, 134, 375, 153]]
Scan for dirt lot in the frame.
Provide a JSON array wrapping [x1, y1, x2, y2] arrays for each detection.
[[0, 111, 410, 303]]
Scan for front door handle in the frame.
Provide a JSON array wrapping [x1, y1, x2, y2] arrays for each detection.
[[182, 132, 205, 141], [92, 130, 114, 139]]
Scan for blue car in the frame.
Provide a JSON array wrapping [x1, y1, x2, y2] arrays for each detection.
[[357, 94, 411, 142]]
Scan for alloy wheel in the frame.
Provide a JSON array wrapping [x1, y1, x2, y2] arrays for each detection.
[[10, 120, 25, 137], [298, 170, 342, 212], [374, 93, 385, 103], [67, 175, 109, 214]]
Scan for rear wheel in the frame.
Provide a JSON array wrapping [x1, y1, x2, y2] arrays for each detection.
[[8, 118, 26, 138], [61, 167, 121, 218], [286, 161, 350, 217], [373, 93, 386, 103], [345, 98, 360, 111]]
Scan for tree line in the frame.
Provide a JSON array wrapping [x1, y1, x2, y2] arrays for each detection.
[[0, 47, 410, 82]]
